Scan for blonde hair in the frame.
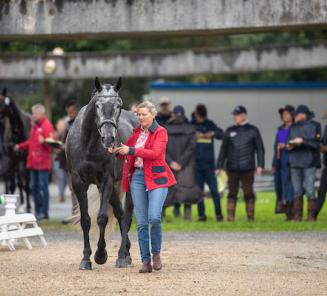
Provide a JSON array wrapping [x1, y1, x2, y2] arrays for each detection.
[[32, 104, 46, 114], [137, 100, 157, 116]]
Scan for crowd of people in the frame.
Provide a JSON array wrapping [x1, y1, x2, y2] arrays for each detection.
[[13, 96, 327, 223], [149, 97, 326, 222]]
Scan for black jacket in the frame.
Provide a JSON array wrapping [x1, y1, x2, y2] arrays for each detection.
[[288, 120, 320, 168], [165, 116, 202, 205], [217, 123, 265, 171], [311, 119, 322, 168], [191, 117, 224, 168]]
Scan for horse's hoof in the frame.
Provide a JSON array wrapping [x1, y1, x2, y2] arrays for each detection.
[[126, 255, 132, 265], [94, 250, 108, 265], [115, 258, 128, 268], [79, 260, 92, 270]]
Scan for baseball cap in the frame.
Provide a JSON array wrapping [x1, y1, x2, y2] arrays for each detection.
[[173, 105, 185, 116], [294, 105, 311, 116], [278, 104, 295, 116], [232, 105, 247, 115], [159, 96, 171, 105]]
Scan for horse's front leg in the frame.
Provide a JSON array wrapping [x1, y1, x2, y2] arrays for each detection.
[[94, 177, 113, 265], [72, 176, 92, 270], [113, 190, 134, 268]]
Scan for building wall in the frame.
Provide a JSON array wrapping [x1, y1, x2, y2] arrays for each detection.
[[146, 82, 327, 169]]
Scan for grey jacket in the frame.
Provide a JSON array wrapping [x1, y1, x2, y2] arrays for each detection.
[[288, 120, 320, 168]]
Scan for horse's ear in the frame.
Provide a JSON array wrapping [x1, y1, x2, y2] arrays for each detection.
[[95, 77, 103, 92], [113, 77, 122, 93], [2, 88, 7, 96]]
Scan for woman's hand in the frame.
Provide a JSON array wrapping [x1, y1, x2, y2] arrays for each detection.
[[108, 144, 130, 155]]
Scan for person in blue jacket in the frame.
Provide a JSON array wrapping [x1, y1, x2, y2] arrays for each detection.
[[191, 104, 224, 222], [273, 105, 294, 220]]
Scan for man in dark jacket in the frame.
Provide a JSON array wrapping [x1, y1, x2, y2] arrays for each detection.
[[316, 109, 327, 218], [166, 105, 201, 220], [287, 105, 320, 221], [217, 105, 265, 222], [156, 96, 172, 126], [191, 104, 224, 222]]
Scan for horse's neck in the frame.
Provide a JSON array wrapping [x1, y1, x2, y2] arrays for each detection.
[[7, 102, 26, 142], [81, 102, 99, 150]]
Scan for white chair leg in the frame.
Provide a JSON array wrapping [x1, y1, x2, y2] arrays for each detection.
[[7, 240, 15, 251], [23, 238, 33, 250], [40, 236, 47, 247]]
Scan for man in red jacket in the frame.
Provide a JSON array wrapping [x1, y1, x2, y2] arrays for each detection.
[[15, 104, 55, 220]]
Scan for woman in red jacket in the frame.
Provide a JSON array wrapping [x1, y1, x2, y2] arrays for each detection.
[[109, 101, 176, 273]]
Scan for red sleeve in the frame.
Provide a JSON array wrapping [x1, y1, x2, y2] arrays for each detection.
[[133, 129, 167, 160], [17, 140, 30, 150], [43, 122, 55, 138]]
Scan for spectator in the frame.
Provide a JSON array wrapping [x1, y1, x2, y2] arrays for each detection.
[[61, 101, 80, 222], [316, 109, 327, 218], [273, 105, 294, 220], [15, 104, 55, 220], [129, 101, 140, 115], [165, 105, 201, 220], [191, 104, 224, 222], [156, 97, 172, 126], [217, 105, 265, 222], [53, 118, 67, 203], [309, 111, 322, 170], [287, 105, 320, 221]]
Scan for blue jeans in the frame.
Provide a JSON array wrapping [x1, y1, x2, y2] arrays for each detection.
[[130, 169, 168, 263], [30, 170, 50, 216], [195, 166, 222, 218], [290, 167, 316, 199]]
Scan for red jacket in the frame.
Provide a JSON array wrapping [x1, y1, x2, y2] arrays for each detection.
[[17, 116, 55, 170], [121, 120, 176, 192]]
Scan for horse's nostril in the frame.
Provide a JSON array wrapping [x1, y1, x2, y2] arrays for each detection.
[[101, 136, 105, 143], [111, 136, 115, 143]]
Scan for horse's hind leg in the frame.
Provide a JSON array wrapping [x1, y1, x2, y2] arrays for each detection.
[[114, 191, 134, 268], [94, 178, 113, 265], [72, 176, 92, 270]]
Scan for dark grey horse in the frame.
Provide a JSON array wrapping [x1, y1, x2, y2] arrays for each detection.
[[0, 88, 31, 212], [66, 77, 138, 270]]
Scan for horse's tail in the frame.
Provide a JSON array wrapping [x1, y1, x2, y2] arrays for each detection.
[[71, 183, 125, 237]]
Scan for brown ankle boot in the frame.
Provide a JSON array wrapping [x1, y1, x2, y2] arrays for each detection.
[[152, 254, 162, 271], [285, 201, 294, 221], [307, 199, 317, 222], [227, 199, 236, 221], [245, 199, 255, 222], [292, 198, 303, 222], [139, 261, 152, 273]]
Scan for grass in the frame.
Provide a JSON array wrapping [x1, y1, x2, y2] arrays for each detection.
[[41, 192, 327, 233]]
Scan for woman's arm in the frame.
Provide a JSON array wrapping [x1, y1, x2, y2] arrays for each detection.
[[129, 129, 167, 160]]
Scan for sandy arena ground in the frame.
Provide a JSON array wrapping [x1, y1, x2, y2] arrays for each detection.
[[1, 231, 327, 296]]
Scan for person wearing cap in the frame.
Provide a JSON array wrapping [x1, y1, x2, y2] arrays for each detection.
[[286, 105, 320, 221], [316, 109, 327, 218], [156, 97, 172, 126], [165, 105, 201, 220], [191, 104, 224, 222], [216, 105, 265, 222], [273, 105, 295, 220]]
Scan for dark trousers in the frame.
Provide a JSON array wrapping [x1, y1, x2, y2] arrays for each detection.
[[317, 167, 327, 215], [227, 170, 255, 201], [30, 169, 50, 216], [195, 166, 222, 218]]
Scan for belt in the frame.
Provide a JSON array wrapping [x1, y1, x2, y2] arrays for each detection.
[[134, 167, 143, 170]]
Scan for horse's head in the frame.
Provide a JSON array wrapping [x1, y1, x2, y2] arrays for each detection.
[[0, 88, 11, 119], [92, 77, 123, 149]]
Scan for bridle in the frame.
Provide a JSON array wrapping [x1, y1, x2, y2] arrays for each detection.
[[95, 94, 122, 134]]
